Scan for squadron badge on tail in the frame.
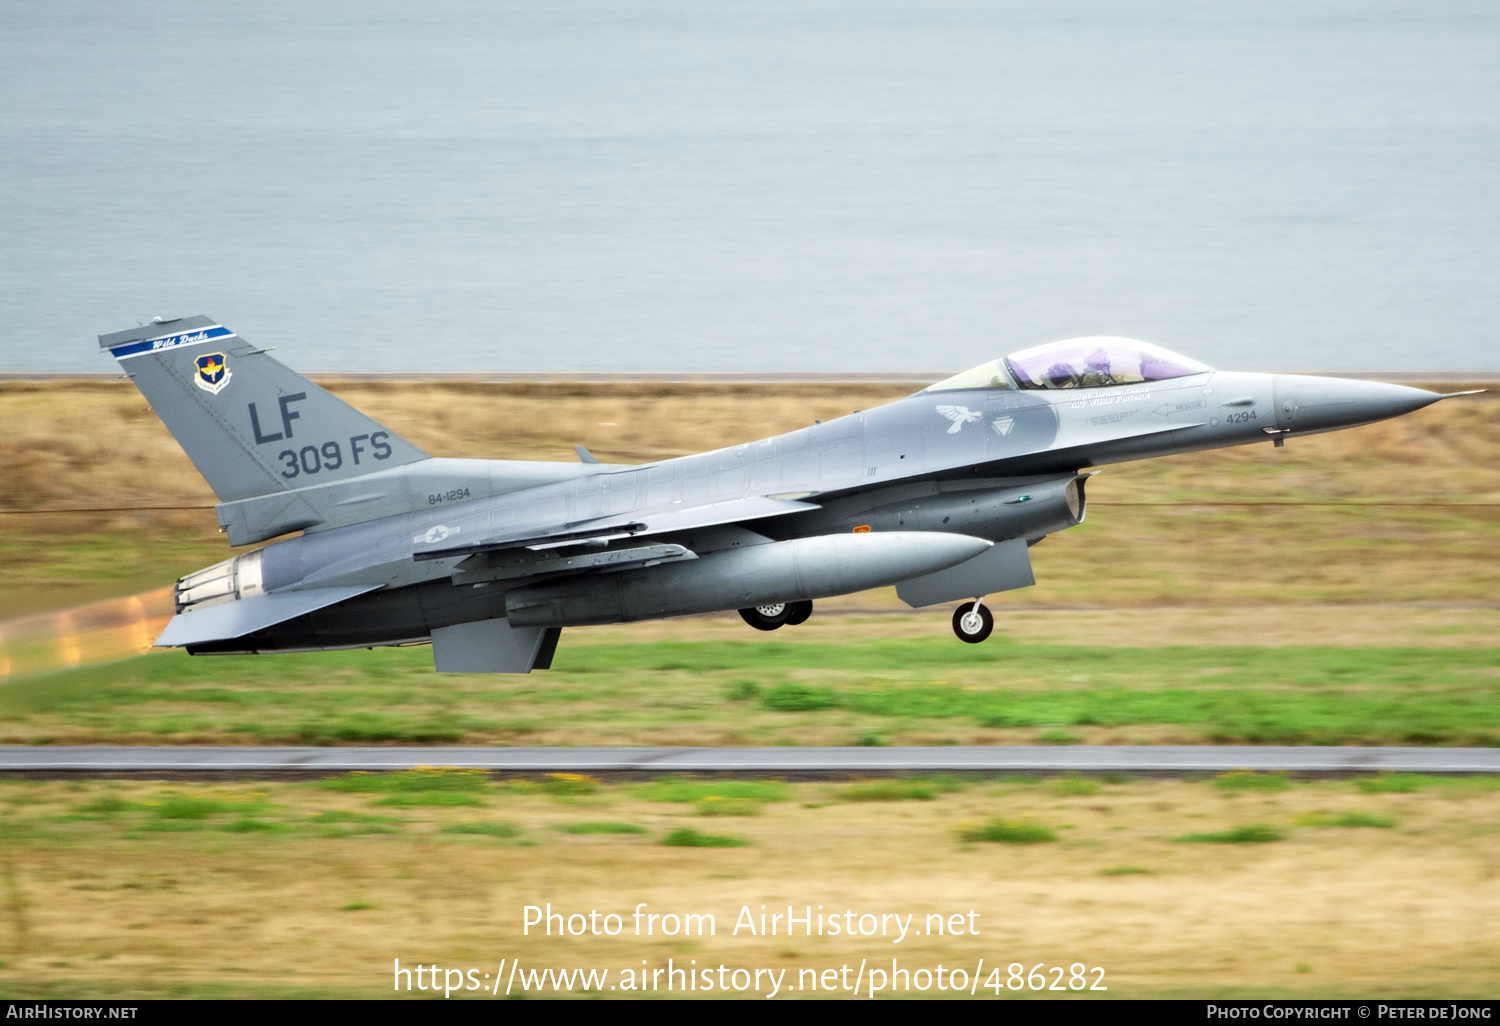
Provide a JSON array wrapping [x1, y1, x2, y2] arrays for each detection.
[[194, 352, 231, 395]]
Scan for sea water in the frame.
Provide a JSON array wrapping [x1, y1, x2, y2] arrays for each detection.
[[1, 0, 1496, 373]]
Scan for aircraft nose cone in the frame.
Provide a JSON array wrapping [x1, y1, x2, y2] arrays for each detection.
[[1271, 375, 1444, 432]]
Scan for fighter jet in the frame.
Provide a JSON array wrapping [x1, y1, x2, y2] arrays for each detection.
[[100, 318, 1475, 671]]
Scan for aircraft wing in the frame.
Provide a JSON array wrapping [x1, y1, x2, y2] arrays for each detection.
[[413, 494, 819, 562]]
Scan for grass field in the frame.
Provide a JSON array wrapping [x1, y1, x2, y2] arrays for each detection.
[[1, 771, 1498, 998], [3, 616, 1498, 748]]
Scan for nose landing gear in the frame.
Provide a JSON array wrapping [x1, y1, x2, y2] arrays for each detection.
[[739, 600, 814, 631], [952, 598, 993, 643]]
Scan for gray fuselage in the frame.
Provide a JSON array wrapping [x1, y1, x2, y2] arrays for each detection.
[[183, 367, 1435, 654]]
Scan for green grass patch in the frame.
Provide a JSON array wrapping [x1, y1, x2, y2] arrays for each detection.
[[539, 773, 599, 797], [318, 772, 489, 807], [219, 819, 283, 833], [318, 769, 489, 793], [339, 901, 375, 912], [72, 796, 146, 817], [557, 822, 648, 835], [635, 779, 788, 803], [1176, 824, 1284, 844], [1099, 866, 1153, 876], [1214, 771, 1292, 793], [1438, 776, 1500, 795], [724, 680, 760, 701], [840, 780, 937, 801], [441, 821, 521, 837], [695, 797, 761, 816], [307, 810, 400, 825], [372, 792, 483, 808], [662, 827, 749, 848], [495, 774, 602, 797], [306, 811, 401, 835], [139, 820, 205, 833], [1356, 774, 1446, 794], [959, 819, 1057, 844], [247, 715, 466, 745], [1296, 812, 1397, 828], [761, 683, 836, 711], [1052, 775, 1099, 796], [317, 825, 398, 837], [150, 795, 269, 820], [838, 777, 964, 802]]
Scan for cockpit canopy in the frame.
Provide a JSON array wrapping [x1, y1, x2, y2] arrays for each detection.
[[926, 337, 1213, 392]]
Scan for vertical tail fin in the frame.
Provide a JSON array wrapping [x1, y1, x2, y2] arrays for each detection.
[[100, 316, 428, 502]]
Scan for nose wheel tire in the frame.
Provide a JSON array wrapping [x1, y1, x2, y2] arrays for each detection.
[[952, 602, 994, 643], [785, 600, 813, 625], [740, 603, 792, 631]]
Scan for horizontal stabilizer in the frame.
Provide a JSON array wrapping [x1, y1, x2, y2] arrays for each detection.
[[156, 585, 379, 647]]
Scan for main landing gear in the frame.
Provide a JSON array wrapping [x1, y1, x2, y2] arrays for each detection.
[[738, 600, 814, 631], [952, 599, 993, 643]]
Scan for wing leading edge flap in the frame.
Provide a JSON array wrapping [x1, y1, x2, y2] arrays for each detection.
[[155, 585, 380, 647], [414, 495, 820, 562], [610, 495, 819, 538]]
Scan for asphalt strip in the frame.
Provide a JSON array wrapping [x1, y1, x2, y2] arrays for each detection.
[[1, 745, 1498, 776]]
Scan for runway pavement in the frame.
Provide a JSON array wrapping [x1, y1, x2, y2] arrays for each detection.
[[2, 745, 1498, 776]]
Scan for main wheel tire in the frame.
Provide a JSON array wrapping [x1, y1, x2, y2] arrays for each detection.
[[952, 602, 994, 643], [740, 603, 792, 631], [784, 600, 813, 625]]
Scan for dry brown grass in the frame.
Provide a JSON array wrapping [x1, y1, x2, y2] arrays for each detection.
[[1, 776, 1497, 998], [2, 378, 1496, 511], [0, 380, 912, 511]]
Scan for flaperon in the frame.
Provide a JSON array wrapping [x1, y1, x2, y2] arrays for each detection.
[[101, 317, 1477, 671]]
